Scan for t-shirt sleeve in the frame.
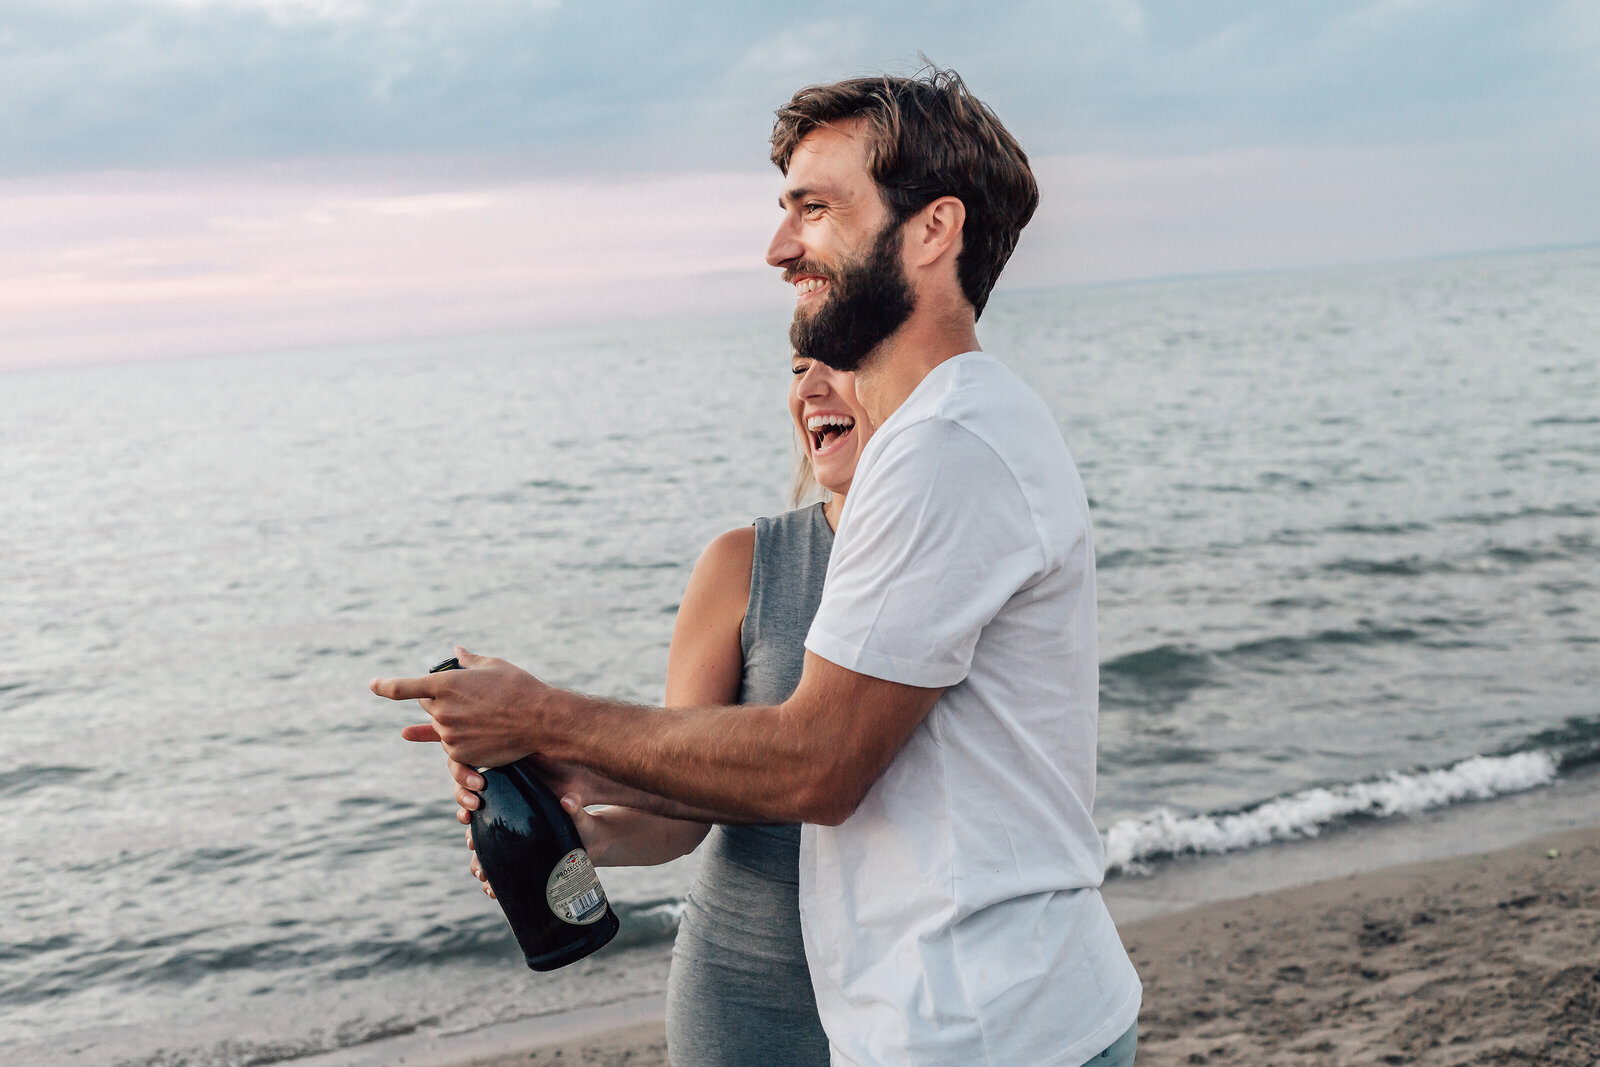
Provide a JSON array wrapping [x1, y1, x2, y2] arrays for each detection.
[[804, 417, 1045, 688]]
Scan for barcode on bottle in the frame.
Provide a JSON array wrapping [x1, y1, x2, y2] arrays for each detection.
[[570, 889, 602, 918]]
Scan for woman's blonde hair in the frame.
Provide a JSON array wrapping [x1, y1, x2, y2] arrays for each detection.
[[790, 427, 829, 508]]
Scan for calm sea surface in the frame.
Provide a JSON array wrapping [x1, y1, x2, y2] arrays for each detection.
[[2, 247, 1597, 1064]]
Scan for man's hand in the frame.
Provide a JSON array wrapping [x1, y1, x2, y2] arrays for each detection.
[[372, 646, 552, 768]]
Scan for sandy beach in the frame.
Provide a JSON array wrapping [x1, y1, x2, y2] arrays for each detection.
[[1128, 825, 1600, 1065], [375, 824, 1595, 1067]]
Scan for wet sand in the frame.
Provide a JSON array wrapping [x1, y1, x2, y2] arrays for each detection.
[[432, 824, 1599, 1067], [455, 1019, 668, 1066]]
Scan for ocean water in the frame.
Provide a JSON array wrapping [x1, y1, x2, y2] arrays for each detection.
[[2, 246, 1597, 1065]]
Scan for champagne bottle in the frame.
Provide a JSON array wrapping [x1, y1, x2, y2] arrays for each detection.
[[431, 657, 620, 971]]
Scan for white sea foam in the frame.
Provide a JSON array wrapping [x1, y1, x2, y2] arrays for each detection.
[[1102, 750, 1560, 874]]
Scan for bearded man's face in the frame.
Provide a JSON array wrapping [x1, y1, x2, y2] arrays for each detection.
[[788, 217, 916, 373]]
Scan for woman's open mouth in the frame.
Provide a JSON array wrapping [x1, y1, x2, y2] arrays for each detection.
[[806, 413, 856, 455]]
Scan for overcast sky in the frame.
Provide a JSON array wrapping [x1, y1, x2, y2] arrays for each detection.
[[3, 0, 1597, 366]]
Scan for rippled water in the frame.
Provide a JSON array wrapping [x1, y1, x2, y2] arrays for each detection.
[[2, 246, 1596, 1065]]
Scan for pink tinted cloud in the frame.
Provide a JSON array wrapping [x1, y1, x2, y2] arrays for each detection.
[[0, 166, 786, 368]]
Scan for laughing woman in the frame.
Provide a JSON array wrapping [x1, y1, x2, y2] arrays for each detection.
[[457, 354, 872, 1066]]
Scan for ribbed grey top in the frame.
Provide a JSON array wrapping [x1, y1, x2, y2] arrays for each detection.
[[739, 502, 834, 706], [701, 502, 833, 881]]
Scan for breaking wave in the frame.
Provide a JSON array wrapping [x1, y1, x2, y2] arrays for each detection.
[[1102, 749, 1560, 874]]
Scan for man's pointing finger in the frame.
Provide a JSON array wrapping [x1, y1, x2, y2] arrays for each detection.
[[370, 675, 437, 701]]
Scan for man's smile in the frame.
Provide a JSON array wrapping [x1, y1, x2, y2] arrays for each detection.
[[784, 266, 832, 305]]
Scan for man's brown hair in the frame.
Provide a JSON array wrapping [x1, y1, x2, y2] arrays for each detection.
[[770, 65, 1038, 320]]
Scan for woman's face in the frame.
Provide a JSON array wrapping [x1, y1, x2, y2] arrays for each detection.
[[790, 354, 872, 496]]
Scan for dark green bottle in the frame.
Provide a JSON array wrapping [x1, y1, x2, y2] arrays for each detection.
[[432, 658, 620, 971]]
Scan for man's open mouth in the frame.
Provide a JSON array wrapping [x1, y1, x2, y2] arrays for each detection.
[[793, 278, 832, 307], [788, 271, 830, 303], [806, 413, 856, 453]]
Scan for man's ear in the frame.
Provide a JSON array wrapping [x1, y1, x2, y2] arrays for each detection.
[[906, 196, 965, 269]]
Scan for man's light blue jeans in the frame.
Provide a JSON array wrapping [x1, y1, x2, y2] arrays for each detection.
[[1087, 1022, 1137, 1066]]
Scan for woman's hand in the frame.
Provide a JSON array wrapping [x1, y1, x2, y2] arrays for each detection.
[[464, 792, 710, 886], [465, 825, 495, 899], [450, 757, 487, 822], [556, 793, 618, 865], [450, 755, 623, 824]]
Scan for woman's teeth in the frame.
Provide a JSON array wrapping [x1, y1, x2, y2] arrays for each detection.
[[807, 414, 855, 451]]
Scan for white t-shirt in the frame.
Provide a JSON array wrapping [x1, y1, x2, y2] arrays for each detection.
[[801, 352, 1141, 1067]]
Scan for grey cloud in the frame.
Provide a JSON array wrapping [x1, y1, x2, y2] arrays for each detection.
[[1, 0, 1596, 175]]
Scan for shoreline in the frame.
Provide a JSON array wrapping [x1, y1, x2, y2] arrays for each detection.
[[283, 995, 668, 1067], [287, 767, 1600, 1066]]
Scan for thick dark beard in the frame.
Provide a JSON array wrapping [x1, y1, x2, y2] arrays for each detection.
[[789, 220, 916, 373]]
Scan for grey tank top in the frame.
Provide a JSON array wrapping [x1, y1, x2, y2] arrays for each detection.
[[703, 502, 833, 881]]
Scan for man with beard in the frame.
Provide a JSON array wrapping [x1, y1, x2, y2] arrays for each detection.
[[374, 67, 1141, 1066]]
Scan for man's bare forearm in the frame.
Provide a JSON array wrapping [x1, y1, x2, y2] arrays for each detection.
[[381, 649, 942, 827], [537, 689, 839, 824]]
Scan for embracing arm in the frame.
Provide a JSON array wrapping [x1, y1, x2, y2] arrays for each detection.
[[391, 648, 943, 827], [543, 654, 943, 825]]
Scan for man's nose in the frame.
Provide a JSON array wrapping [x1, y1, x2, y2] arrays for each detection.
[[767, 214, 802, 268]]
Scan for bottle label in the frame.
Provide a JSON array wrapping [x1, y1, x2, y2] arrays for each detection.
[[546, 848, 609, 926]]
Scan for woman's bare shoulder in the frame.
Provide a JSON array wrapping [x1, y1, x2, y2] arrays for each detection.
[[686, 525, 755, 608], [700, 525, 755, 570], [666, 526, 755, 707]]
